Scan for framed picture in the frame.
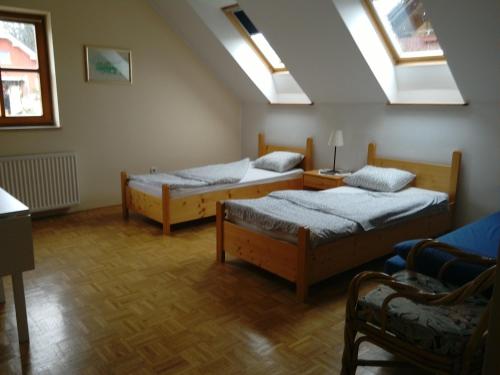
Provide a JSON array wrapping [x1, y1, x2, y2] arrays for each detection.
[[84, 46, 132, 83]]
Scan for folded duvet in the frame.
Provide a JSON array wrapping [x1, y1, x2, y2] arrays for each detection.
[[130, 158, 250, 191], [225, 186, 448, 247]]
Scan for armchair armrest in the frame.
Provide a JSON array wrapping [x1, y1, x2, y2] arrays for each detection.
[[407, 239, 497, 279], [347, 266, 496, 336], [346, 266, 496, 318]]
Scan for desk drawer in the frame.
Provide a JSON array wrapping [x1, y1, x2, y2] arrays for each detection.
[[0, 215, 34, 275]]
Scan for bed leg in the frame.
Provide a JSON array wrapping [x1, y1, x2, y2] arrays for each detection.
[[162, 223, 170, 235], [120, 171, 129, 220], [162, 184, 171, 235], [296, 227, 311, 302], [216, 201, 225, 263]]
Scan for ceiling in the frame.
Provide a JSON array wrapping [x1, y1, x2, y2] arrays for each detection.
[[150, 0, 500, 104]]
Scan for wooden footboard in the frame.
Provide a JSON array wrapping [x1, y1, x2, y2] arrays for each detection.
[[217, 202, 452, 302], [169, 177, 303, 225], [217, 212, 300, 282], [121, 171, 171, 234], [122, 173, 303, 235]]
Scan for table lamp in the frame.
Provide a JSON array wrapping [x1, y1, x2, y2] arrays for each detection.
[[328, 130, 343, 173]]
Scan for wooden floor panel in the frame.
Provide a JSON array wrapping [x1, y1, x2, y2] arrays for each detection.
[[0, 207, 429, 374]]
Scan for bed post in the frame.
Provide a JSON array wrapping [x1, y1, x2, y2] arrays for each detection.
[[216, 201, 225, 263], [367, 143, 376, 165], [304, 137, 314, 171], [296, 227, 311, 302], [120, 171, 129, 220], [448, 150, 462, 228], [162, 184, 171, 235], [448, 150, 462, 206], [258, 133, 266, 157]]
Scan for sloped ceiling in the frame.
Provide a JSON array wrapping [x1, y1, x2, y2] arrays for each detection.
[[423, 0, 500, 103], [149, 0, 263, 102], [238, 0, 385, 103], [150, 0, 500, 104]]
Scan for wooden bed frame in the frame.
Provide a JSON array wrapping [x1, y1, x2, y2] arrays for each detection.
[[121, 133, 313, 234], [216, 143, 462, 301]]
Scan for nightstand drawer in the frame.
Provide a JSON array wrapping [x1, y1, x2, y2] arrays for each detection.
[[303, 173, 344, 190]]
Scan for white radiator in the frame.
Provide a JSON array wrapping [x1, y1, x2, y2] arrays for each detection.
[[0, 152, 80, 212]]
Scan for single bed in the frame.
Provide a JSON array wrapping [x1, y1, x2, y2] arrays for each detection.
[[216, 143, 461, 301], [121, 134, 313, 234]]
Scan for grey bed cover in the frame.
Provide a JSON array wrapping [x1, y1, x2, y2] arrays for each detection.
[[225, 186, 448, 247], [130, 158, 250, 191]]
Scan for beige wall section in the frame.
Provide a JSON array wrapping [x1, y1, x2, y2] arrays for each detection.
[[0, 0, 241, 211]]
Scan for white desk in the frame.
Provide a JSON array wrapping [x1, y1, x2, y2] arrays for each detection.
[[0, 187, 34, 343]]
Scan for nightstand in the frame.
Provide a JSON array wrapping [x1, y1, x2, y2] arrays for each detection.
[[303, 170, 345, 190]]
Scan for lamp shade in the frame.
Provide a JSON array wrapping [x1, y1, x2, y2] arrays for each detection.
[[328, 130, 344, 147]]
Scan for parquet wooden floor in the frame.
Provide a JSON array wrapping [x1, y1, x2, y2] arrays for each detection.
[[0, 207, 430, 375]]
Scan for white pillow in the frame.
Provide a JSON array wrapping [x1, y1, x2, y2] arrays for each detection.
[[344, 165, 415, 192], [253, 151, 304, 173]]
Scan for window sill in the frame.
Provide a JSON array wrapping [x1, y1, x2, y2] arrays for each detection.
[[268, 102, 314, 106], [0, 124, 60, 131], [396, 60, 447, 67], [386, 100, 468, 106]]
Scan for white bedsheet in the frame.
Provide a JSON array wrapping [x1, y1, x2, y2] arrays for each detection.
[[128, 165, 303, 199]]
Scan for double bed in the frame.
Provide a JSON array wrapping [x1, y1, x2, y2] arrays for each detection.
[[121, 134, 313, 234], [216, 144, 461, 300]]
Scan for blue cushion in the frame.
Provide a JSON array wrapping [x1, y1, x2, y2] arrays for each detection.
[[394, 239, 424, 259], [395, 212, 500, 260], [388, 211, 500, 285], [384, 255, 406, 275]]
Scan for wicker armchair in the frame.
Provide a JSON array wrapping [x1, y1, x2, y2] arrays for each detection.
[[341, 240, 497, 375]]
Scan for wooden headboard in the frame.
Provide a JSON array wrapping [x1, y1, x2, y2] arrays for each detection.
[[367, 143, 461, 205], [258, 133, 314, 171]]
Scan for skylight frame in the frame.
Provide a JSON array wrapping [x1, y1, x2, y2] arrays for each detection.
[[222, 4, 288, 74], [363, 0, 446, 65]]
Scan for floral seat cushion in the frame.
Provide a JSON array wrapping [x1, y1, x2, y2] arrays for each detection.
[[357, 270, 488, 356]]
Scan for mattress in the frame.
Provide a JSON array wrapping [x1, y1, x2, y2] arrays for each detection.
[[226, 186, 449, 247], [128, 165, 303, 199]]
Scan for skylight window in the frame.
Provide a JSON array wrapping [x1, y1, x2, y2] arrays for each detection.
[[365, 0, 444, 63], [223, 5, 287, 73]]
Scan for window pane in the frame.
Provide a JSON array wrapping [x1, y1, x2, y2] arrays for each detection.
[[3, 71, 43, 116], [0, 20, 38, 69], [234, 10, 258, 35], [371, 0, 443, 59], [250, 33, 285, 70], [228, 7, 287, 71]]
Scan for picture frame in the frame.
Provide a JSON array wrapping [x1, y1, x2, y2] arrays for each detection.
[[84, 46, 132, 83]]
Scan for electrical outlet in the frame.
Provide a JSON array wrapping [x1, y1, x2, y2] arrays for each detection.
[[150, 166, 158, 174]]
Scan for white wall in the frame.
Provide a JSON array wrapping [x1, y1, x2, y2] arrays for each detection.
[[0, 0, 241, 211], [242, 102, 500, 225]]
